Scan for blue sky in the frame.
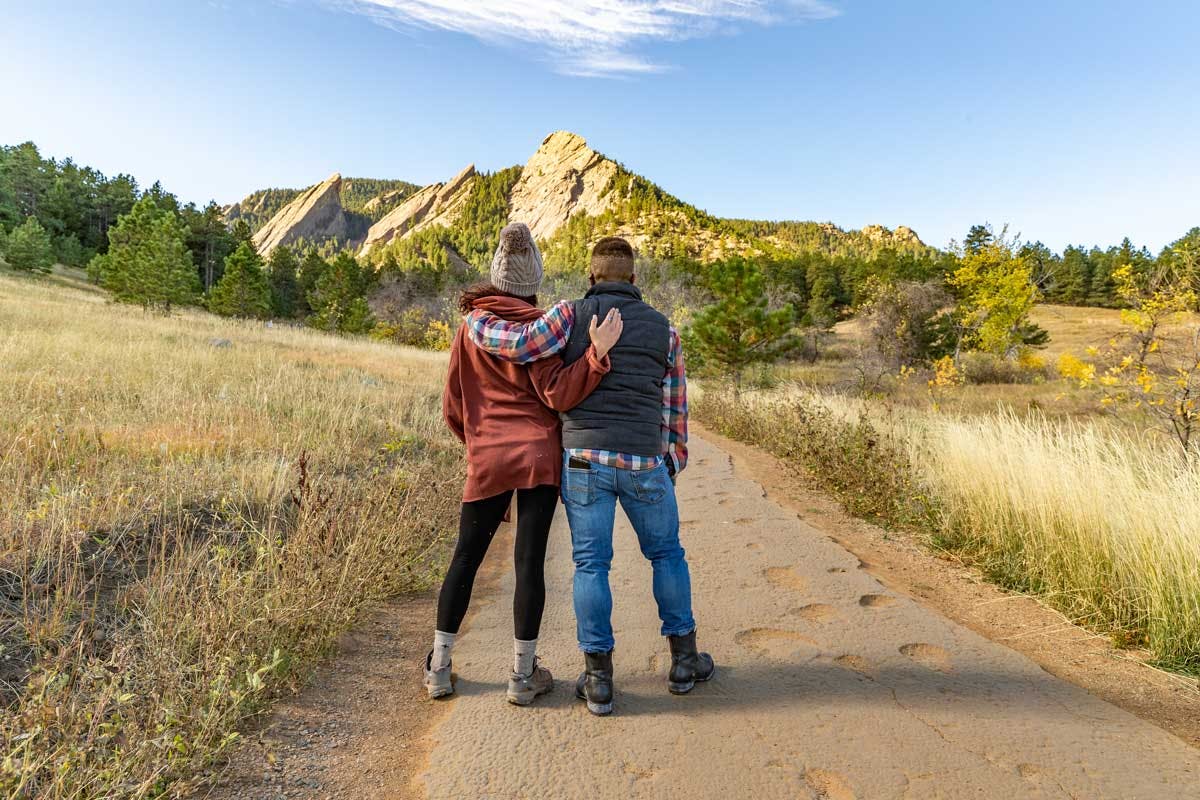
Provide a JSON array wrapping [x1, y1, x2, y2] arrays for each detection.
[[2, 0, 1197, 251]]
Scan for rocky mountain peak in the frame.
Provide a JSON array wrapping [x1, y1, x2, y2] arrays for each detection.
[[507, 131, 619, 240]]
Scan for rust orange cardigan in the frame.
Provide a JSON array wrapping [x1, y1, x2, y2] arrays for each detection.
[[442, 295, 609, 502]]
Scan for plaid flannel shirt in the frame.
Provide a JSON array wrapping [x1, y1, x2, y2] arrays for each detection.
[[464, 300, 688, 474]]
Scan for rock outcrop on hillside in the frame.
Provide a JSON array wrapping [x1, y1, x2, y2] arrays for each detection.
[[861, 223, 924, 247], [358, 165, 477, 257], [507, 131, 619, 240], [251, 174, 348, 256]]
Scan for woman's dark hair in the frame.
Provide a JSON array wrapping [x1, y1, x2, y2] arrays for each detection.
[[458, 282, 537, 314]]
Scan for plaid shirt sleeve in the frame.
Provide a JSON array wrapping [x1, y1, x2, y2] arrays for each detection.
[[663, 327, 689, 474], [464, 300, 575, 363]]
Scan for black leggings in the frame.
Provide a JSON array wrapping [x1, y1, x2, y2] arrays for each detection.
[[436, 485, 559, 641]]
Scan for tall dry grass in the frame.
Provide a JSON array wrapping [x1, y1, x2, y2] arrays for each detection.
[[0, 273, 461, 797], [916, 412, 1200, 669], [697, 384, 1200, 674]]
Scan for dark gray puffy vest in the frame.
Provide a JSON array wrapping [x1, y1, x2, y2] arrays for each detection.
[[560, 281, 670, 456]]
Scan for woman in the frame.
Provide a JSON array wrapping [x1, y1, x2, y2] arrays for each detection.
[[429, 222, 623, 705]]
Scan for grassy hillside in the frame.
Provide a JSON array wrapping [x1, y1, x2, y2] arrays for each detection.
[[0, 272, 460, 797]]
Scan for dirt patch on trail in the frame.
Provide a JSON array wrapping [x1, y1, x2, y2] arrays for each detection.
[[694, 422, 1200, 749]]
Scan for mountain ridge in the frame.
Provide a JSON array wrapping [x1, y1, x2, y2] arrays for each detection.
[[229, 131, 930, 265]]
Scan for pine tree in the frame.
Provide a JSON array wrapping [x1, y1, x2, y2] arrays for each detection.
[[964, 224, 994, 255], [297, 249, 328, 316], [89, 197, 199, 311], [1055, 246, 1092, 305], [208, 241, 272, 319], [185, 201, 236, 290], [805, 259, 841, 328], [55, 232, 86, 267], [690, 257, 798, 385], [308, 251, 375, 333], [231, 219, 254, 245], [268, 246, 300, 317], [5, 216, 55, 273]]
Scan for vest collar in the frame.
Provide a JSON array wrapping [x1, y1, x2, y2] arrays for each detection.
[[584, 281, 643, 302]]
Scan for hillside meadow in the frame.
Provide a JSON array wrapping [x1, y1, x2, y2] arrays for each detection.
[[0, 270, 460, 797], [762, 302, 1196, 421]]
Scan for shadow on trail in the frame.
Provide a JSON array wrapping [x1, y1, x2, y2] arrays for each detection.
[[442, 657, 1100, 722], [474, 659, 1107, 721]]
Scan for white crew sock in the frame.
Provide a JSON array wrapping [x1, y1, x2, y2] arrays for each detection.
[[514, 638, 538, 677], [431, 630, 456, 671]]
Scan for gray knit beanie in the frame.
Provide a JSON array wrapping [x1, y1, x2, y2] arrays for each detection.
[[490, 222, 544, 296]]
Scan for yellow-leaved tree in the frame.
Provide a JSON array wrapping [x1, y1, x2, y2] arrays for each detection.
[[1059, 263, 1200, 461], [949, 230, 1047, 358]]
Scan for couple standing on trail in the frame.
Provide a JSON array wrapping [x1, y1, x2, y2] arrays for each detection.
[[431, 223, 715, 716]]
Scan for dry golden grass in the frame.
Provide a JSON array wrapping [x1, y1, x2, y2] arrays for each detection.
[[913, 411, 1200, 668], [0, 272, 461, 798], [1028, 304, 1127, 359]]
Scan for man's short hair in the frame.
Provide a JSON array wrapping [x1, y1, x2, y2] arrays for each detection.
[[590, 236, 635, 282]]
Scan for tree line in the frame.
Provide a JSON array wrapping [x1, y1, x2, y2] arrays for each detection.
[[80, 192, 379, 333], [4, 140, 1196, 363]]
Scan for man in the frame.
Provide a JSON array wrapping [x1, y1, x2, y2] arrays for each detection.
[[465, 235, 714, 716]]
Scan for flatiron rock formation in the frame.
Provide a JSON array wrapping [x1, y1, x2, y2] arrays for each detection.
[[251, 173, 348, 256], [358, 164, 477, 257]]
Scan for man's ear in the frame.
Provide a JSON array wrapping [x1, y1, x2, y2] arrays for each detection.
[[630, 273, 636, 285], [588, 273, 597, 286]]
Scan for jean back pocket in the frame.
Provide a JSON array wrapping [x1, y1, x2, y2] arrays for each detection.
[[563, 466, 594, 506], [630, 465, 668, 504]]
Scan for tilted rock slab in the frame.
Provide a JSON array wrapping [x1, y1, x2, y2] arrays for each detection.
[[508, 131, 619, 241], [251, 173, 348, 256], [358, 164, 476, 257]]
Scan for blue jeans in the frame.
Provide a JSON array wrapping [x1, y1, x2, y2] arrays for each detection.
[[560, 454, 696, 653]]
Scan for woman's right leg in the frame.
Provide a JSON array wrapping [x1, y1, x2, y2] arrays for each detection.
[[436, 490, 514, 635], [429, 490, 513, 682]]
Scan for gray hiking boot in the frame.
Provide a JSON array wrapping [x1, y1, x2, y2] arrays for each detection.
[[423, 650, 454, 699], [506, 658, 554, 706]]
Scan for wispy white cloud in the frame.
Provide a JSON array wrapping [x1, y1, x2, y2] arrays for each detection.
[[326, 0, 839, 76]]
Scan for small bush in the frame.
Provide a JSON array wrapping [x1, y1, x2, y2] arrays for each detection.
[[959, 351, 1046, 384]]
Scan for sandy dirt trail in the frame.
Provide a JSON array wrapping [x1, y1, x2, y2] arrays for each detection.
[[422, 435, 1199, 799]]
